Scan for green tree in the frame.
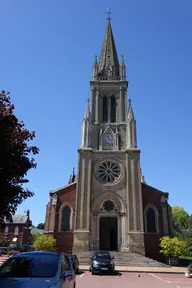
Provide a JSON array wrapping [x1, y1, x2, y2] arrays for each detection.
[[0, 91, 39, 223], [33, 235, 56, 252], [172, 206, 190, 230], [36, 223, 45, 230], [160, 236, 187, 263], [32, 233, 40, 243]]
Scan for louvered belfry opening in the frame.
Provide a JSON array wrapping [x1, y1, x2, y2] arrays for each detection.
[[103, 96, 108, 122], [111, 95, 116, 122]]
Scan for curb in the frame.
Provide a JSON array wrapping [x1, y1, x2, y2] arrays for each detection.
[[80, 268, 185, 274]]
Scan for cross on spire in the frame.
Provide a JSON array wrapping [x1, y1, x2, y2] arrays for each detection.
[[106, 8, 111, 21]]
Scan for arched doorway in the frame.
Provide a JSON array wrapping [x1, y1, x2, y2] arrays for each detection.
[[99, 215, 118, 250], [91, 192, 126, 251]]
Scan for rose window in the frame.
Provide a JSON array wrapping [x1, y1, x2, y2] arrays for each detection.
[[103, 200, 115, 212], [96, 161, 121, 183]]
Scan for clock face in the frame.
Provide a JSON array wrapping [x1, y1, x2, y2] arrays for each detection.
[[104, 134, 113, 144]]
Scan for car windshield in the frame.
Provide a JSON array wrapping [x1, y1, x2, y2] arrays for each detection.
[[94, 252, 111, 259], [0, 254, 59, 278]]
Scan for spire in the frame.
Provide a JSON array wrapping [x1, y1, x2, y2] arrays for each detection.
[[126, 99, 137, 148], [98, 9, 119, 80], [92, 55, 98, 81], [127, 99, 135, 121], [81, 99, 91, 148], [140, 169, 146, 184], [68, 167, 76, 184], [83, 99, 91, 121], [120, 55, 126, 81]]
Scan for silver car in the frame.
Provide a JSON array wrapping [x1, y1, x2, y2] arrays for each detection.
[[0, 251, 76, 288]]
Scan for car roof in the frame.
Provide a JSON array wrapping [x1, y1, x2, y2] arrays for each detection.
[[14, 251, 61, 257]]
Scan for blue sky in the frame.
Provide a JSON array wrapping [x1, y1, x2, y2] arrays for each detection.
[[1, 0, 192, 226]]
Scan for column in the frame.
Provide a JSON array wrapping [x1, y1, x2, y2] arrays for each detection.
[[108, 96, 111, 122], [130, 155, 137, 230], [79, 155, 85, 229], [120, 213, 127, 250], [161, 198, 169, 235], [95, 91, 99, 123], [86, 156, 92, 230], [119, 88, 123, 122], [136, 156, 144, 232]]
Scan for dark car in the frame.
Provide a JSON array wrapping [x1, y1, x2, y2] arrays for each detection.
[[0, 251, 76, 288], [19, 244, 31, 252], [0, 247, 8, 256], [7, 243, 20, 251], [67, 254, 79, 274], [89, 251, 115, 275]]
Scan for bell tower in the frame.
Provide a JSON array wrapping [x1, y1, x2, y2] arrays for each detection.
[[73, 12, 145, 254]]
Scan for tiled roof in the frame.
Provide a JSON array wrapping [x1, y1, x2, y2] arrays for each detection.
[[7, 214, 28, 224], [49, 181, 77, 194]]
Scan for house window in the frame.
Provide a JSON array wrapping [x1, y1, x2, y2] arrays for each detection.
[[146, 208, 157, 233], [14, 226, 19, 235], [61, 206, 71, 232], [103, 96, 108, 122], [111, 95, 116, 122], [4, 226, 9, 235]]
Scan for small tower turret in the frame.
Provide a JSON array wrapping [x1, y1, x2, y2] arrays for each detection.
[[81, 100, 91, 148], [126, 99, 137, 148], [120, 55, 126, 81], [92, 55, 98, 81]]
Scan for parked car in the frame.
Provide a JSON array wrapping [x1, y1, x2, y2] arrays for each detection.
[[7, 243, 31, 253], [20, 244, 31, 252], [0, 251, 76, 288], [7, 243, 20, 252], [0, 247, 8, 256], [67, 254, 79, 274], [89, 251, 115, 275]]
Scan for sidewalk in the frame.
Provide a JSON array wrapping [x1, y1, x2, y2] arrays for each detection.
[[79, 265, 186, 274], [0, 255, 9, 265]]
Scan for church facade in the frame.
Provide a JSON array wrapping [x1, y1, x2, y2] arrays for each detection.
[[44, 18, 173, 262]]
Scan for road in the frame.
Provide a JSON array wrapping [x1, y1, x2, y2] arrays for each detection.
[[76, 271, 192, 288]]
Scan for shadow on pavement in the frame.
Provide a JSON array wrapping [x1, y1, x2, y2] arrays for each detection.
[[77, 270, 85, 275], [95, 270, 122, 277]]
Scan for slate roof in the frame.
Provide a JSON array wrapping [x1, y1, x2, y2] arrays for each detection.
[[6, 214, 28, 224]]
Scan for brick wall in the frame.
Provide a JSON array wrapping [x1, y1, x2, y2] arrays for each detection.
[[142, 183, 171, 262]]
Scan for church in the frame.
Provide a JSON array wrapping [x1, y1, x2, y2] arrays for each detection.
[[44, 16, 173, 262]]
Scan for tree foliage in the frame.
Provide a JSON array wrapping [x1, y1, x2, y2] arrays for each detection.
[[0, 238, 10, 247], [172, 206, 192, 240], [160, 236, 187, 258], [36, 223, 45, 230], [33, 235, 56, 252], [0, 91, 39, 222]]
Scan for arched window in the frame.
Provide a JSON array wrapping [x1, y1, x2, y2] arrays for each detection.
[[61, 206, 71, 232], [103, 96, 108, 122], [146, 208, 157, 233], [111, 95, 116, 122]]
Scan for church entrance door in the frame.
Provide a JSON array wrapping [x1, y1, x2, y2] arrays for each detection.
[[99, 217, 118, 251]]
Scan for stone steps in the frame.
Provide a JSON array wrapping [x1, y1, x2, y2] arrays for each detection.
[[74, 251, 168, 267]]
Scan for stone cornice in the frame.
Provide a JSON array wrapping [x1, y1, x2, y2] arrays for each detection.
[[78, 147, 93, 153], [125, 148, 141, 153]]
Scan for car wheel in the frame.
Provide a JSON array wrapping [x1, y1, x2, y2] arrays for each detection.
[[91, 271, 95, 275]]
